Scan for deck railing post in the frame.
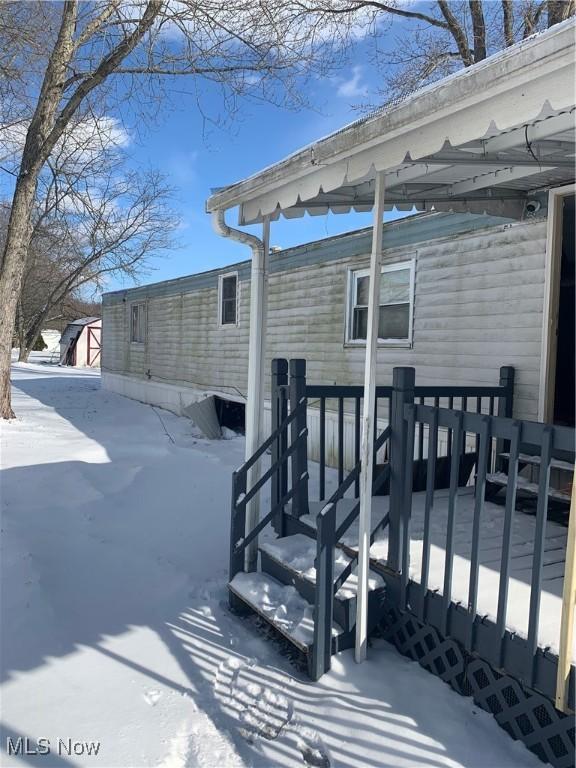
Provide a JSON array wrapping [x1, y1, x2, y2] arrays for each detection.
[[312, 502, 336, 680], [496, 366, 515, 469], [271, 358, 288, 533], [389, 367, 415, 573], [290, 359, 309, 518]]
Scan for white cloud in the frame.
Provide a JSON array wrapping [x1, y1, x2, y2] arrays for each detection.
[[337, 65, 368, 99], [0, 115, 130, 167]]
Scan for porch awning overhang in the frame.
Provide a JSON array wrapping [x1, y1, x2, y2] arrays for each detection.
[[206, 20, 575, 225]]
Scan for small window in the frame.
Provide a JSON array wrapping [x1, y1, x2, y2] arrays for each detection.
[[347, 260, 415, 345], [219, 273, 238, 326], [130, 302, 146, 343]]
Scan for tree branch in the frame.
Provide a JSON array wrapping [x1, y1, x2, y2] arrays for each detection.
[[523, 0, 546, 37], [437, 0, 474, 66], [73, 0, 120, 51], [40, 0, 163, 168], [292, 1, 450, 29]]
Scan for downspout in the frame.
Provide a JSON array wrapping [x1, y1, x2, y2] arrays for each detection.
[[212, 209, 269, 571]]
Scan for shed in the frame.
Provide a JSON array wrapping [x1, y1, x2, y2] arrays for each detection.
[[59, 317, 101, 368]]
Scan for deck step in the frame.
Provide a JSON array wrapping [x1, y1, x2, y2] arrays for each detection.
[[499, 452, 574, 472], [259, 534, 385, 632], [486, 471, 571, 504], [228, 571, 347, 655]]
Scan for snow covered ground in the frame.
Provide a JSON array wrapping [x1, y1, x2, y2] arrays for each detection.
[[1, 360, 544, 767]]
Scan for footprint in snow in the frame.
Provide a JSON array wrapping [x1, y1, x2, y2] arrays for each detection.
[[142, 688, 163, 707], [214, 656, 293, 742], [297, 733, 331, 768]]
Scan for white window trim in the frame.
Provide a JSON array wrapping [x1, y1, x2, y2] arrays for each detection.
[[130, 301, 147, 345], [218, 271, 240, 327], [345, 258, 415, 348]]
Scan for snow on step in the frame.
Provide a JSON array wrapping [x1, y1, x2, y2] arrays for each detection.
[[229, 572, 343, 651], [487, 471, 571, 503], [260, 534, 384, 599], [301, 499, 390, 562]]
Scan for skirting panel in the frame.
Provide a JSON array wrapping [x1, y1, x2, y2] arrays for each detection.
[[101, 371, 247, 416], [379, 603, 575, 768]]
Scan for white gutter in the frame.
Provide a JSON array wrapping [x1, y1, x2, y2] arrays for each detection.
[[212, 209, 269, 572]]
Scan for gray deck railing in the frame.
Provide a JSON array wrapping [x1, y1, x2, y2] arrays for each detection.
[[229, 377, 309, 582], [399, 392, 574, 698], [311, 424, 392, 679], [292, 364, 514, 504], [267, 359, 517, 678]]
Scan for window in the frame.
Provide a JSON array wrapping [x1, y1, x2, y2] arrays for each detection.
[[130, 302, 146, 343], [347, 260, 415, 345], [219, 273, 238, 326]]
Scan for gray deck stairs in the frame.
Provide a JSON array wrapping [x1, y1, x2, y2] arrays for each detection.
[[228, 510, 387, 678], [486, 451, 573, 511]]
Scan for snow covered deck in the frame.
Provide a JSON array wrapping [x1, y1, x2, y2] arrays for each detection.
[[304, 488, 573, 660]]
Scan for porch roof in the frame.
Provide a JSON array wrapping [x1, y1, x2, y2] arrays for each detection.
[[206, 20, 575, 225]]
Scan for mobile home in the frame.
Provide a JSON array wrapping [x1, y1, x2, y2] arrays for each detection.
[[102, 206, 571, 461]]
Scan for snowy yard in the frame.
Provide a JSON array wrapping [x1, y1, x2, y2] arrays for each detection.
[[0, 361, 544, 768]]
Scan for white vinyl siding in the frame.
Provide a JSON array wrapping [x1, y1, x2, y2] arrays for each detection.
[[102, 218, 547, 425]]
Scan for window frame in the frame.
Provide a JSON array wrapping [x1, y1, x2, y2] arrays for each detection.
[[345, 258, 415, 348], [130, 301, 147, 345], [218, 271, 240, 327]]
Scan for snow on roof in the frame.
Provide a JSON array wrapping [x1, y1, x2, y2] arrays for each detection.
[[68, 317, 100, 326]]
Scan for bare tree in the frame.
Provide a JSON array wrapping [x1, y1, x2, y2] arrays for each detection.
[[10, 166, 175, 362], [0, 0, 336, 418], [290, 1, 575, 101], [1, 103, 176, 362]]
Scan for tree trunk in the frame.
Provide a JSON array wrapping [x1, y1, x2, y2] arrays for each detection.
[[0, 3, 79, 417], [17, 332, 30, 363], [23, 322, 46, 363], [17, 344, 26, 363], [0, 174, 39, 417], [547, 0, 575, 25], [15, 298, 28, 362], [437, 1, 474, 66], [469, 1, 486, 62], [502, 0, 515, 46]]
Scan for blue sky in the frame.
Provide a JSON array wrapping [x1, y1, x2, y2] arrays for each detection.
[[113, 37, 411, 291], [0, 21, 415, 294]]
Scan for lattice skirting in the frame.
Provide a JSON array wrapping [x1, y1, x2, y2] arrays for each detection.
[[379, 604, 575, 768]]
